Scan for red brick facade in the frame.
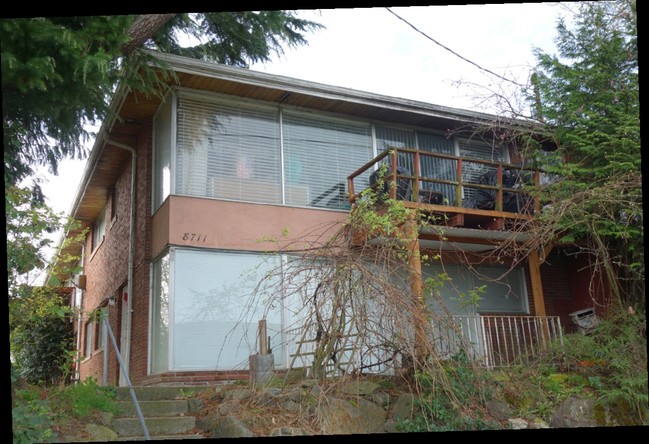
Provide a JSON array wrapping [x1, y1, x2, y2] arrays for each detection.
[[76, 120, 154, 385]]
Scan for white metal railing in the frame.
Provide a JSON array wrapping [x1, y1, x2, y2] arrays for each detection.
[[432, 315, 564, 368], [101, 315, 151, 440], [288, 314, 563, 375]]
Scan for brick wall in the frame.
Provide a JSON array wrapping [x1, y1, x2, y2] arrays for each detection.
[[77, 119, 154, 385], [129, 120, 153, 384]]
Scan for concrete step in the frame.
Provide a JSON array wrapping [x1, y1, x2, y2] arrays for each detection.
[[116, 399, 190, 418], [118, 434, 205, 441], [112, 416, 197, 437], [114, 386, 201, 402]]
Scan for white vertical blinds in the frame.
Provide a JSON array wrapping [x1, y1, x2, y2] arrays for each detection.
[[176, 96, 282, 204], [423, 264, 528, 314], [282, 112, 373, 209]]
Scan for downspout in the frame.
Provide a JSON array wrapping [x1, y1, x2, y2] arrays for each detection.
[[104, 136, 137, 385], [74, 287, 83, 383], [74, 246, 84, 383]]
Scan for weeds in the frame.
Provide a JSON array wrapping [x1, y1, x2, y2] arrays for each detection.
[[11, 373, 119, 443], [396, 352, 501, 432]]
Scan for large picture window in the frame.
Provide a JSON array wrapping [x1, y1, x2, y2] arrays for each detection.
[[152, 91, 511, 212], [175, 94, 282, 204], [283, 112, 373, 210], [375, 126, 457, 205], [151, 249, 284, 372]]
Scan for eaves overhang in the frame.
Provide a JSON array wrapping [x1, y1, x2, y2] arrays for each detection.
[[146, 50, 533, 132]]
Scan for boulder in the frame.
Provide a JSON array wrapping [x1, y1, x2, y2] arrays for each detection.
[[316, 397, 387, 435], [211, 416, 254, 438]]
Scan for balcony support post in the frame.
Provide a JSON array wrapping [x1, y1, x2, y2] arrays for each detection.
[[528, 250, 546, 317], [403, 213, 429, 364], [528, 250, 552, 347]]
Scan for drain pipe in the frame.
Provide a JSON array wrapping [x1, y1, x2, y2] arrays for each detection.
[[104, 136, 136, 386], [74, 287, 83, 383], [73, 245, 85, 384]]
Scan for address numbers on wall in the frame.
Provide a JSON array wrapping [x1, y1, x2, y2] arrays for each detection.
[[182, 233, 207, 243]]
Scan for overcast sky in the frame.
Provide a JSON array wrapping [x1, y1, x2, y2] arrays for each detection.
[[37, 3, 575, 218]]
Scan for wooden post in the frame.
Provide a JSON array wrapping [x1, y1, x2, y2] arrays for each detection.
[[390, 149, 398, 200], [404, 214, 428, 363], [496, 164, 503, 211], [528, 250, 546, 317], [456, 158, 463, 207], [413, 150, 420, 202], [529, 250, 552, 348], [258, 320, 268, 355]]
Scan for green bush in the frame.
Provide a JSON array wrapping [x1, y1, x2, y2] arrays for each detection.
[[397, 352, 501, 432], [11, 374, 120, 443], [10, 287, 76, 386], [11, 312, 74, 386], [537, 308, 648, 424]]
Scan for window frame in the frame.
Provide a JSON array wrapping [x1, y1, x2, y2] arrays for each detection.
[[84, 320, 94, 359], [91, 205, 107, 252], [95, 307, 107, 352]]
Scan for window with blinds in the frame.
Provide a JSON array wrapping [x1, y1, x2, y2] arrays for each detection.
[[283, 112, 373, 210], [156, 92, 513, 210], [153, 96, 172, 210], [375, 126, 417, 173], [458, 139, 508, 202], [418, 132, 457, 205], [423, 263, 528, 315], [176, 96, 282, 204], [375, 127, 457, 204]]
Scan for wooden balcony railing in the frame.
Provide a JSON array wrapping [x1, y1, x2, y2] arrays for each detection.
[[347, 147, 542, 225]]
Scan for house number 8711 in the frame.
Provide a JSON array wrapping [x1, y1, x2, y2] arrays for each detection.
[[182, 233, 207, 242]]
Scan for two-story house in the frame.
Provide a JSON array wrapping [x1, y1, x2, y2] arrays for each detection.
[[55, 51, 612, 386]]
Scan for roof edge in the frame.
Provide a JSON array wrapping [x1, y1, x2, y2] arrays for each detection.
[[143, 50, 531, 128]]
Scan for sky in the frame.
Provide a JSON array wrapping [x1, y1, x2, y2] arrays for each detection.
[[36, 3, 576, 220]]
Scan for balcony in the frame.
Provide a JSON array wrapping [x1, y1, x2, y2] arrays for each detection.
[[347, 147, 542, 231]]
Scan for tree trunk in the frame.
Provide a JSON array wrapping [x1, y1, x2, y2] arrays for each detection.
[[122, 14, 177, 56]]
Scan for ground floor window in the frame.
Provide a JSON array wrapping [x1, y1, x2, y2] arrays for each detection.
[[150, 249, 286, 372], [150, 251, 529, 374], [423, 263, 529, 315]]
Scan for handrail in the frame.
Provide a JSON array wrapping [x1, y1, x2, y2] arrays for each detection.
[[348, 147, 541, 213], [102, 315, 151, 440]]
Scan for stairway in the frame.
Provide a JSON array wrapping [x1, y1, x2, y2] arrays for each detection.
[[112, 386, 207, 440]]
